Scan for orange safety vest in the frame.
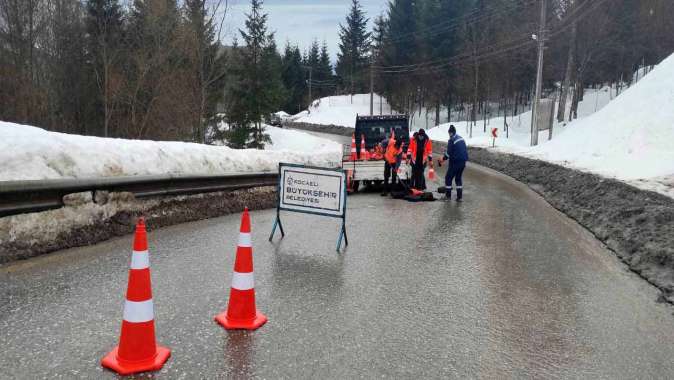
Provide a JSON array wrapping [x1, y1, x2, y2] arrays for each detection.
[[408, 136, 433, 163], [384, 138, 402, 164], [373, 144, 384, 159]]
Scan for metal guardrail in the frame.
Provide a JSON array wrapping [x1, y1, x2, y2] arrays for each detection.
[[0, 172, 278, 218]]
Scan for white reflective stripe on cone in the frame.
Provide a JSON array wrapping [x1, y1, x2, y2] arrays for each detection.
[[238, 232, 252, 248], [123, 299, 154, 323], [130, 250, 149, 269], [231, 272, 255, 290]]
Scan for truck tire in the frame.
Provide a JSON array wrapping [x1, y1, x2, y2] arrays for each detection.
[[352, 180, 360, 193]]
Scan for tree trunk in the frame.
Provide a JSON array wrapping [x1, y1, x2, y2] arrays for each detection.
[[447, 92, 451, 123], [570, 74, 583, 120], [557, 11, 577, 123]]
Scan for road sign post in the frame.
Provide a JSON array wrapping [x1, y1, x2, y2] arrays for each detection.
[[269, 163, 348, 252]]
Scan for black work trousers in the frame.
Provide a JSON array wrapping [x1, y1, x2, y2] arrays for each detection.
[[384, 161, 397, 192], [411, 161, 426, 190]]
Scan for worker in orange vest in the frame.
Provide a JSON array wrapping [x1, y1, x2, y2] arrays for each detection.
[[372, 143, 384, 160], [381, 137, 403, 196], [407, 129, 433, 190]]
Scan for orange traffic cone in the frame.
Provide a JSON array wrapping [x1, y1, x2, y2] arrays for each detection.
[[102, 218, 171, 375], [215, 208, 267, 330], [350, 133, 357, 161], [428, 163, 436, 181], [360, 134, 369, 161]]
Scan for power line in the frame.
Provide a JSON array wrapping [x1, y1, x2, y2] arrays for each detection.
[[382, 0, 538, 45], [372, 0, 610, 75]]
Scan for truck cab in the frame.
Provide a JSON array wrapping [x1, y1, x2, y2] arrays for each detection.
[[354, 115, 410, 155]]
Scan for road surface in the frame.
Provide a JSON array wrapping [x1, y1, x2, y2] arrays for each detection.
[[2, 134, 674, 378]]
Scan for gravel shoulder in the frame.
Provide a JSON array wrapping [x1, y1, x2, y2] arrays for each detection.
[[0, 187, 276, 264]]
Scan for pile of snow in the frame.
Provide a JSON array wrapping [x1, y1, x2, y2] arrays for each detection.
[[291, 94, 395, 127], [0, 122, 341, 181], [428, 53, 674, 198], [265, 126, 341, 153]]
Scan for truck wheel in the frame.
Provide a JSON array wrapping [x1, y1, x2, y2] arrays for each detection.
[[352, 180, 360, 193]]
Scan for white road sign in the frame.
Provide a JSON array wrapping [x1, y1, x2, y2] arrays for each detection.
[[279, 164, 346, 217]]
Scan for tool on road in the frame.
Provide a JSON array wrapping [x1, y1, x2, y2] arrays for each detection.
[[346, 169, 354, 193], [428, 162, 436, 181], [101, 218, 171, 375], [216, 208, 268, 330]]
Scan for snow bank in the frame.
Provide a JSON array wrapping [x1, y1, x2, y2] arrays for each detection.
[[292, 94, 394, 127], [529, 55, 674, 181], [0, 122, 341, 181], [265, 126, 341, 153], [427, 53, 674, 198]]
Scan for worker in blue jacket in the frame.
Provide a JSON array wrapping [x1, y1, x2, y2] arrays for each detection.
[[438, 125, 468, 201]]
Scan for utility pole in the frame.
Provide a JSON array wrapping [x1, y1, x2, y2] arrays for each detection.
[[531, 0, 547, 146], [308, 66, 313, 106], [369, 64, 374, 116], [380, 94, 383, 115]]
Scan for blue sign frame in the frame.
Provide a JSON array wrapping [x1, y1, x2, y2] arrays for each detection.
[[269, 163, 348, 252]]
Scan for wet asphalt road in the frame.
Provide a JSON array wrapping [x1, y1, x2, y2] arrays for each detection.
[[3, 149, 674, 378]]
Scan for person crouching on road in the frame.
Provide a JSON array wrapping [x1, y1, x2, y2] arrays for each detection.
[[439, 125, 468, 201], [381, 137, 403, 196], [408, 129, 432, 190]]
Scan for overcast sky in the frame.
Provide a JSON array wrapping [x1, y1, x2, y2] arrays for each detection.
[[222, 0, 389, 63]]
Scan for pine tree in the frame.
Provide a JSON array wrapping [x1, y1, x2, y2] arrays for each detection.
[[307, 39, 321, 71], [259, 36, 286, 133], [382, 0, 416, 109], [225, 0, 283, 148], [317, 40, 334, 98], [371, 13, 387, 60], [371, 13, 388, 101], [281, 43, 306, 113], [336, 0, 371, 95]]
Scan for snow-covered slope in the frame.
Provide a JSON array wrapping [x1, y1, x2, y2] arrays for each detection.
[[265, 126, 341, 153], [428, 53, 674, 198], [528, 56, 674, 181], [291, 94, 394, 127], [0, 123, 341, 181]]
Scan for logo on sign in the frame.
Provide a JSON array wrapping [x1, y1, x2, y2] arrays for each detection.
[[285, 175, 339, 205]]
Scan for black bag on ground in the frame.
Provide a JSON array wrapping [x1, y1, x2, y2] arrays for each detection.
[[391, 190, 407, 199], [404, 192, 435, 202]]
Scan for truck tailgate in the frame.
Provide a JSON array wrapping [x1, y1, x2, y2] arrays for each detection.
[[342, 160, 410, 181]]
